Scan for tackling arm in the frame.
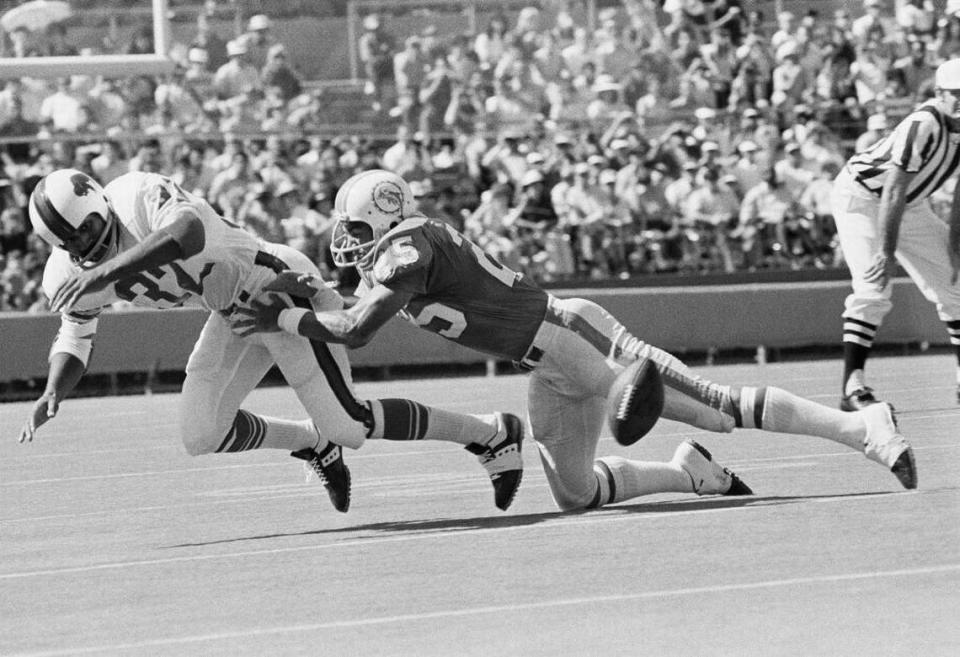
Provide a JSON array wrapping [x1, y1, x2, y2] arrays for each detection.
[[283, 284, 415, 348]]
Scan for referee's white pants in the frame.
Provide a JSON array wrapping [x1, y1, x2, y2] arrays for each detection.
[[831, 174, 960, 327], [525, 297, 738, 510], [178, 243, 368, 456]]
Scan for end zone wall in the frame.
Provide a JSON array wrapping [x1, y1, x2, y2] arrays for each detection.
[[0, 278, 947, 384]]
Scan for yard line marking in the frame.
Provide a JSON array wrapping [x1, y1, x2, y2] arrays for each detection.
[[7, 563, 960, 656], [0, 491, 915, 580]]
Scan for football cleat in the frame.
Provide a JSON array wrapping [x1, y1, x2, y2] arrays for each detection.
[[466, 412, 524, 511], [860, 402, 918, 490], [840, 386, 880, 412], [291, 442, 352, 512], [673, 440, 753, 496]]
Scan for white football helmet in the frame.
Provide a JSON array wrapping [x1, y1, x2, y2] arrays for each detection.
[[330, 169, 417, 268], [28, 168, 117, 267]]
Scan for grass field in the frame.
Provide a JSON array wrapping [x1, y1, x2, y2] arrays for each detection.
[[2, 354, 959, 656]]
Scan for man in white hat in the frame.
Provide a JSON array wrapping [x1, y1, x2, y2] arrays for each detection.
[[213, 38, 259, 100], [831, 57, 960, 409], [241, 13, 277, 71]]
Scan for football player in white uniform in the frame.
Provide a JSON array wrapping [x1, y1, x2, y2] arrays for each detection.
[[18, 169, 525, 513]]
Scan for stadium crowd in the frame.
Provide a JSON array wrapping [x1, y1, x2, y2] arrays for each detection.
[[2, 0, 960, 312]]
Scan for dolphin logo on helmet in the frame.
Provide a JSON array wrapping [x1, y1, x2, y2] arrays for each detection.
[[330, 169, 417, 268]]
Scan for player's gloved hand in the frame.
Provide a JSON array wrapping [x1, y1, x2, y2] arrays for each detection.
[[19, 390, 60, 443], [231, 294, 290, 337], [50, 269, 109, 313], [863, 252, 898, 290], [264, 271, 321, 298]]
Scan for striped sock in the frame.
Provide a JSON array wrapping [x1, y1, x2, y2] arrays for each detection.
[[746, 386, 863, 450], [369, 399, 498, 446], [215, 411, 320, 453], [588, 457, 690, 508], [945, 320, 960, 365]]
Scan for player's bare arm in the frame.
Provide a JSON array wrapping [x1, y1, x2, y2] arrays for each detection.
[[865, 164, 914, 290], [234, 283, 414, 348], [50, 211, 205, 312]]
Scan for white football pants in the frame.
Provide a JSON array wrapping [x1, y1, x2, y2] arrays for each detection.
[[831, 169, 960, 326], [179, 243, 369, 455], [524, 296, 738, 510]]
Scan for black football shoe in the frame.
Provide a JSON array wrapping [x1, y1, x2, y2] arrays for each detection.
[[291, 442, 351, 513]]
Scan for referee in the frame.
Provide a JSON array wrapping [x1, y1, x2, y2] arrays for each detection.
[[832, 58, 960, 410]]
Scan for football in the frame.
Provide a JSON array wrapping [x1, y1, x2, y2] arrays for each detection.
[[606, 357, 665, 446]]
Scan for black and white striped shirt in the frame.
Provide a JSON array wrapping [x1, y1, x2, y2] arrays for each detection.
[[846, 101, 960, 204]]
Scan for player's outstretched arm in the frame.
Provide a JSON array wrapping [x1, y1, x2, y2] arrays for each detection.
[[233, 283, 414, 348], [19, 353, 85, 443], [50, 213, 204, 312], [263, 270, 324, 298]]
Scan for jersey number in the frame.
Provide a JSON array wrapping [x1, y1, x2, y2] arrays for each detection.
[[114, 262, 216, 305], [411, 302, 466, 338]]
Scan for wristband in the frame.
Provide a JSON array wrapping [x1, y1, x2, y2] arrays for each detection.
[[278, 307, 309, 335]]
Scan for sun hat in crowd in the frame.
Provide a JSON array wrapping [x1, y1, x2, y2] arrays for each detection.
[[935, 58, 960, 90], [248, 14, 270, 31]]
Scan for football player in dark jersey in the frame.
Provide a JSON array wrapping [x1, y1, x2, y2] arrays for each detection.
[[234, 170, 917, 509]]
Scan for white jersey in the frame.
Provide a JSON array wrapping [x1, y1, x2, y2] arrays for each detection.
[[42, 171, 267, 317]]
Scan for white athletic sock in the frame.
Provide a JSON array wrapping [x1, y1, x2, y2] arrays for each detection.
[[258, 417, 325, 452], [759, 387, 864, 451], [845, 369, 867, 396], [593, 456, 692, 506], [422, 409, 499, 446]]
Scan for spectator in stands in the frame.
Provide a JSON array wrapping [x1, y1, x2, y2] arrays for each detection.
[[241, 14, 276, 72], [237, 183, 285, 243], [208, 149, 257, 221], [89, 140, 127, 184], [855, 112, 888, 153], [392, 36, 427, 130], [771, 11, 798, 53], [699, 26, 738, 109], [214, 39, 260, 100], [683, 166, 737, 272], [191, 10, 228, 72], [474, 14, 509, 70], [587, 76, 630, 125], [731, 140, 763, 192], [798, 160, 840, 266], [849, 39, 890, 107], [737, 166, 795, 269], [852, 0, 888, 46], [419, 48, 455, 140], [261, 44, 302, 102], [37, 78, 83, 133], [381, 125, 429, 179], [893, 37, 935, 100], [358, 13, 394, 113]]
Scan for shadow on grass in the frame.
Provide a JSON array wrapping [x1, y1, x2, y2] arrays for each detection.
[[165, 490, 895, 549]]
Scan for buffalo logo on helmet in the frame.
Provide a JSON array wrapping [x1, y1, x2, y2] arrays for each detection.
[[371, 180, 405, 216], [70, 172, 99, 198]]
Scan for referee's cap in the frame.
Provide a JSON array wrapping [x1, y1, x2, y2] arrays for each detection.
[[935, 58, 960, 91]]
